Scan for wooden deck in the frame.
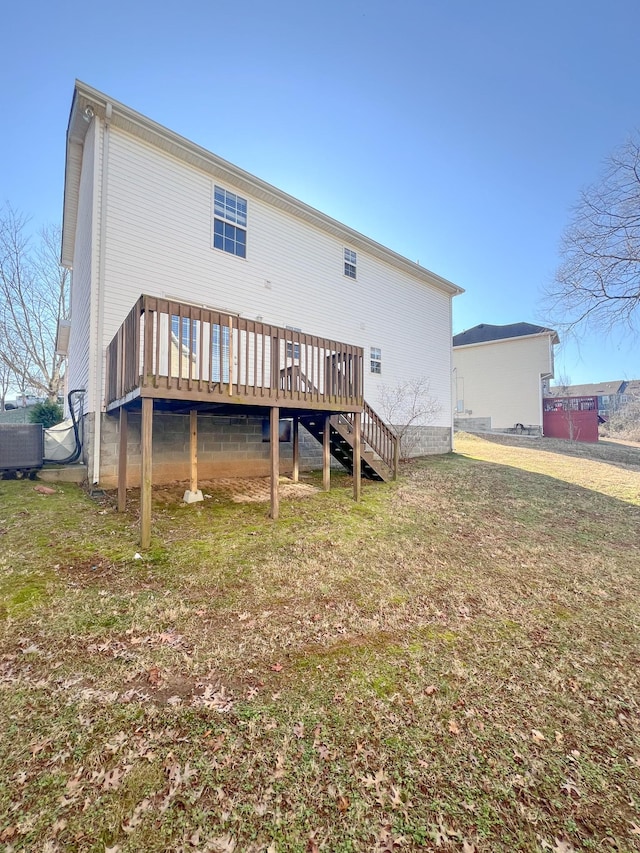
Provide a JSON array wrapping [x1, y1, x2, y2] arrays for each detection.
[[105, 296, 397, 549], [106, 295, 363, 413]]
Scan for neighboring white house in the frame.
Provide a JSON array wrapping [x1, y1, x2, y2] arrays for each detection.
[[61, 81, 463, 487], [452, 323, 559, 432]]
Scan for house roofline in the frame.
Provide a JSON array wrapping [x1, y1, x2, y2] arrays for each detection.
[[453, 329, 560, 349], [62, 81, 464, 297]]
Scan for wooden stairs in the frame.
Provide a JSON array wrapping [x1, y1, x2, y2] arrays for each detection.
[[300, 402, 398, 482]]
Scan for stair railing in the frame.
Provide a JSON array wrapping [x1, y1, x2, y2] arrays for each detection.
[[341, 401, 399, 478]]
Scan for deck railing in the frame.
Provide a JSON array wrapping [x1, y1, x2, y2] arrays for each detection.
[[105, 295, 364, 410], [341, 401, 399, 473]]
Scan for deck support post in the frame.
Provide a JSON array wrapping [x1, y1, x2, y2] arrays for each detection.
[[393, 433, 400, 480], [270, 406, 280, 520], [322, 413, 331, 492], [117, 405, 128, 512], [183, 409, 203, 504], [353, 410, 361, 502], [292, 415, 299, 483], [140, 397, 153, 549]]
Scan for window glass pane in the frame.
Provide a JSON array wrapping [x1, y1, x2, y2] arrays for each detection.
[[213, 188, 248, 256], [214, 187, 225, 217], [213, 219, 224, 250]]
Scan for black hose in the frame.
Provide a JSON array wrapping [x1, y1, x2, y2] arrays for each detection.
[[43, 389, 85, 464]]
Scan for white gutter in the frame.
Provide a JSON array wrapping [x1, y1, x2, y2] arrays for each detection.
[[92, 102, 112, 484], [448, 296, 455, 449]]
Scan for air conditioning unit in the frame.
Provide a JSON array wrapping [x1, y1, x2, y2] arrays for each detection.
[[0, 424, 44, 472]]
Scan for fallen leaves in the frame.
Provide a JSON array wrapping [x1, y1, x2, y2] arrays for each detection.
[[192, 684, 234, 713], [560, 779, 581, 798], [122, 798, 152, 834], [336, 794, 350, 812], [540, 839, 577, 853], [34, 484, 57, 495]]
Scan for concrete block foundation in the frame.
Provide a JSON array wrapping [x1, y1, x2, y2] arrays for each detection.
[[83, 412, 453, 487]]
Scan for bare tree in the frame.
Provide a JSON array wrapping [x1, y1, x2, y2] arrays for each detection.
[[602, 391, 640, 442], [553, 372, 573, 396], [0, 359, 11, 411], [0, 206, 69, 401], [547, 132, 640, 336], [550, 372, 579, 441], [377, 377, 441, 460]]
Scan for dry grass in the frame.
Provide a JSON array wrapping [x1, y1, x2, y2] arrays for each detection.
[[0, 433, 639, 852]]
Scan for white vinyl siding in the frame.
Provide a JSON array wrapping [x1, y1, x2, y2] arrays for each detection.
[[67, 119, 97, 409], [452, 335, 554, 429], [91, 126, 454, 427]]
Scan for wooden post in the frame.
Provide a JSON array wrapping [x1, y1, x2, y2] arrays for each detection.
[[393, 432, 400, 480], [117, 405, 128, 512], [270, 406, 280, 520], [353, 410, 361, 502], [322, 413, 331, 492], [140, 397, 153, 549], [271, 333, 279, 393], [183, 409, 204, 503], [292, 415, 299, 483], [190, 409, 198, 492]]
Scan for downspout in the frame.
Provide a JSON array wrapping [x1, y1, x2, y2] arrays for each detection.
[[448, 296, 455, 451], [92, 102, 112, 484]]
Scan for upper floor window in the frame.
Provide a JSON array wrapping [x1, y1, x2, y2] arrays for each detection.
[[344, 248, 357, 279], [213, 186, 247, 258], [370, 347, 382, 374]]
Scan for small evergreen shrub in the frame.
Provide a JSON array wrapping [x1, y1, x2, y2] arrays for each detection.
[[29, 400, 63, 429]]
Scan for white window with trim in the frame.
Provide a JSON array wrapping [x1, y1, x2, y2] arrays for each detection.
[[285, 325, 301, 361], [344, 247, 357, 279], [370, 347, 382, 374], [213, 186, 247, 258]]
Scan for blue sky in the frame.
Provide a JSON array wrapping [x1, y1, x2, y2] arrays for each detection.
[[1, 0, 638, 384]]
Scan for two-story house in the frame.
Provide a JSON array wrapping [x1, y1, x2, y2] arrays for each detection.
[[61, 82, 463, 542], [452, 322, 559, 433]]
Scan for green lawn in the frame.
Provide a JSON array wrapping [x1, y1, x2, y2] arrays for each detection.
[[1, 433, 639, 852]]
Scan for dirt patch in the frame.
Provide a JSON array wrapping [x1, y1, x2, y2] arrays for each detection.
[[131, 476, 319, 506], [55, 556, 118, 585]]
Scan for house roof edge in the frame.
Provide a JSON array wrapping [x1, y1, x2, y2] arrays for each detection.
[[63, 81, 464, 297]]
